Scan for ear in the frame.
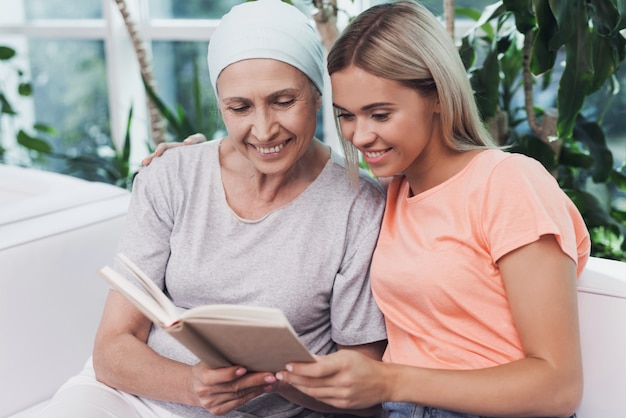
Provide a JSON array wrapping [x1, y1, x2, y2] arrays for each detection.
[[314, 89, 322, 112], [433, 96, 441, 113]]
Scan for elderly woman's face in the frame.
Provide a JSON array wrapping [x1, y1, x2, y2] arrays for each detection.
[[216, 59, 321, 174]]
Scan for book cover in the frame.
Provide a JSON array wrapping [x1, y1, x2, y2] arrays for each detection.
[[98, 254, 315, 372]]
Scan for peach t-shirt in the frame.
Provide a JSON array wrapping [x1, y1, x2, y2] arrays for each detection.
[[371, 150, 590, 370]]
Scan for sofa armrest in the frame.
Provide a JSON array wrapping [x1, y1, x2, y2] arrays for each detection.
[[0, 165, 130, 417], [576, 256, 626, 417]]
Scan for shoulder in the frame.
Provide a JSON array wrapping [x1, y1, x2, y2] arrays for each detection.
[[159, 138, 219, 166], [482, 149, 549, 174], [326, 151, 386, 201], [132, 140, 220, 200], [307, 152, 385, 229], [467, 149, 557, 189], [139, 140, 219, 179]]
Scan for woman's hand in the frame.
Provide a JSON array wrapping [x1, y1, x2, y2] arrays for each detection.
[[190, 362, 277, 415], [141, 133, 207, 167], [276, 349, 390, 411]]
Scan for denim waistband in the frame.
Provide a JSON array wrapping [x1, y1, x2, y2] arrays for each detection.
[[382, 402, 576, 418]]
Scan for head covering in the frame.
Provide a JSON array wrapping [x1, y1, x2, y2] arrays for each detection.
[[208, 0, 324, 96]]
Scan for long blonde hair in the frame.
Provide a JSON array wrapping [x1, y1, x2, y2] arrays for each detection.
[[327, 1, 496, 174]]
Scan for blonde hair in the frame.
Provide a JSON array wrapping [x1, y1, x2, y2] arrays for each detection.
[[327, 0, 497, 174]]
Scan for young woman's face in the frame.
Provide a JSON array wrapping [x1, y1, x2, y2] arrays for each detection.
[[331, 65, 441, 178], [217, 59, 321, 175]]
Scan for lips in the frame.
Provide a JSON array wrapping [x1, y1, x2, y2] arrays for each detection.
[[364, 150, 386, 158], [255, 142, 285, 154]]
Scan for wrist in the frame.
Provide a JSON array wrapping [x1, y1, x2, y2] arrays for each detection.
[[185, 365, 203, 407], [380, 361, 401, 403]]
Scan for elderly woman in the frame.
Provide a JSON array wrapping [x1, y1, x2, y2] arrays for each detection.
[[40, 1, 386, 417]]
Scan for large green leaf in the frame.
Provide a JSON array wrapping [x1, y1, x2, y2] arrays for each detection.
[[0, 93, 17, 115], [503, 0, 535, 33], [564, 189, 619, 229], [192, 57, 204, 134], [572, 119, 613, 182], [556, 1, 593, 139], [17, 130, 53, 153], [617, 0, 626, 31], [510, 134, 559, 172], [142, 75, 182, 133], [459, 36, 477, 72], [458, 3, 508, 71], [455, 7, 482, 21], [18, 82, 32, 97], [559, 142, 593, 169], [499, 32, 524, 110], [176, 103, 195, 137], [589, 225, 626, 260], [471, 48, 501, 119], [611, 167, 626, 191], [531, 0, 558, 75], [462, 2, 505, 40], [589, 32, 626, 93], [0, 46, 15, 60], [547, 0, 577, 48], [33, 123, 57, 135], [142, 75, 196, 139], [588, 0, 623, 35]]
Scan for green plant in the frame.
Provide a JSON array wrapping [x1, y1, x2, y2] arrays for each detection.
[[58, 105, 135, 189], [460, 0, 626, 260], [141, 50, 225, 147], [0, 44, 56, 165], [0, 44, 134, 188]]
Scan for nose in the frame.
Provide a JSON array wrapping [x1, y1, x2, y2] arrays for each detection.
[[251, 107, 280, 142], [348, 119, 376, 149]]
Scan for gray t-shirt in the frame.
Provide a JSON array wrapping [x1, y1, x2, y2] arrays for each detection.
[[115, 139, 387, 417]]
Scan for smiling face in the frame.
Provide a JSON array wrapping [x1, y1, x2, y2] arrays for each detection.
[[331, 65, 442, 180], [216, 58, 321, 176]]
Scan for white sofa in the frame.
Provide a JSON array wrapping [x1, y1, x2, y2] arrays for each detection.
[[576, 256, 626, 416], [2, 164, 625, 417], [0, 164, 131, 418]]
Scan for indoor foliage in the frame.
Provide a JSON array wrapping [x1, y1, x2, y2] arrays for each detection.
[[460, 0, 626, 260]]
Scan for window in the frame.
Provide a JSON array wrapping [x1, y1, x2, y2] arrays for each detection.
[[0, 0, 229, 180]]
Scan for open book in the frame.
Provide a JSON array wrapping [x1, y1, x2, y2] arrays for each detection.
[[98, 254, 315, 372]]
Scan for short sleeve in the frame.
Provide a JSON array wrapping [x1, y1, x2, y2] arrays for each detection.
[[329, 181, 387, 346], [114, 157, 179, 290], [479, 153, 590, 275]]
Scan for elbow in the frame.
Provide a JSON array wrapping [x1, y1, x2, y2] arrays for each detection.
[[91, 346, 108, 384], [562, 388, 583, 417], [551, 376, 583, 417], [92, 339, 117, 386]]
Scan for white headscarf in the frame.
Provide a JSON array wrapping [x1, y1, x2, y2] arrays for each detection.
[[207, 0, 325, 95]]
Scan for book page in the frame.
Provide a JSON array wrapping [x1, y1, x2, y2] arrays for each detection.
[[98, 266, 176, 327], [182, 304, 288, 325], [116, 253, 179, 321]]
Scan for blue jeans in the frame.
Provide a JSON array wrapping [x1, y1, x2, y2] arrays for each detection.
[[383, 402, 577, 418]]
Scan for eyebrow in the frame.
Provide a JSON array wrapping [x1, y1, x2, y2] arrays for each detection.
[[333, 102, 395, 112], [222, 88, 301, 103], [267, 88, 301, 100]]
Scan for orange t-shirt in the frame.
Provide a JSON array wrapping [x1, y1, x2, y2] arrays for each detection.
[[371, 150, 590, 370]]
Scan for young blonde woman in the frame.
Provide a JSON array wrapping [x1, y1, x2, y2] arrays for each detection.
[[277, 2, 590, 418]]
